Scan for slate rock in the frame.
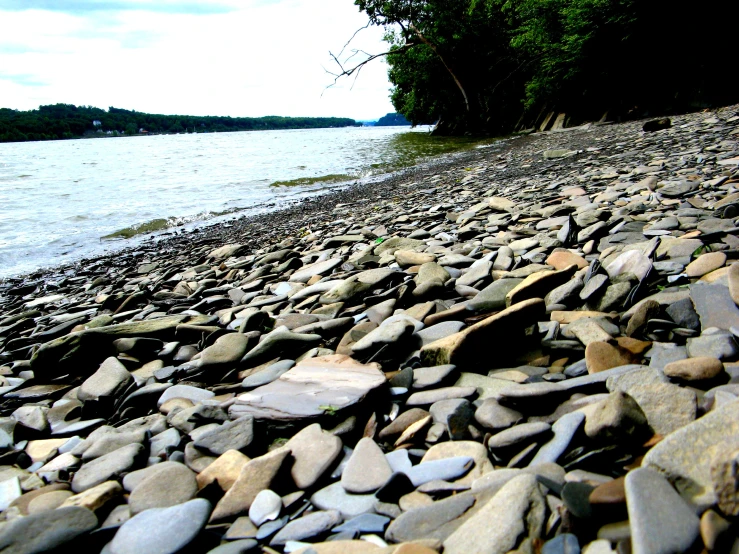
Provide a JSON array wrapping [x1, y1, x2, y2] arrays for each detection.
[[194, 416, 254, 456], [625, 468, 699, 554], [341, 438, 392, 494], [405, 456, 474, 487], [530, 411, 585, 466], [78, 357, 132, 402], [310, 482, 377, 519], [285, 423, 343, 489], [231, 355, 385, 421], [385, 493, 475, 543], [643, 398, 739, 508], [443, 474, 545, 554], [72, 443, 144, 493], [270, 510, 342, 546], [690, 284, 739, 331], [107, 498, 211, 554], [584, 391, 650, 442]]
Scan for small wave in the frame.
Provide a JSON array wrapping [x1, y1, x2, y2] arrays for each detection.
[[269, 173, 356, 188], [101, 207, 247, 240]]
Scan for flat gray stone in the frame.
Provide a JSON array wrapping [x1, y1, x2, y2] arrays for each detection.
[[690, 284, 739, 331], [474, 398, 523, 431], [128, 462, 198, 515], [72, 443, 144, 493], [285, 423, 343, 489], [467, 279, 524, 312], [157, 384, 214, 407], [232, 355, 385, 421], [108, 498, 211, 554], [270, 510, 342, 546], [404, 456, 474, 487], [194, 416, 254, 456], [385, 493, 475, 543], [241, 360, 295, 388], [413, 364, 457, 389], [488, 422, 552, 450], [530, 411, 585, 466], [310, 482, 376, 519], [78, 357, 132, 402], [341, 438, 392, 493], [644, 398, 739, 508], [0, 506, 97, 553], [686, 330, 739, 360], [625, 468, 700, 554]]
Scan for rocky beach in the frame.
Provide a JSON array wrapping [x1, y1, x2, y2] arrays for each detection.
[[1, 104, 739, 553]]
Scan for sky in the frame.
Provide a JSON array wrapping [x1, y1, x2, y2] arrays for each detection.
[[0, 0, 395, 120]]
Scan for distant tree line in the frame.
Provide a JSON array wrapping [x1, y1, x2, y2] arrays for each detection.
[[375, 113, 412, 126], [0, 104, 359, 143], [345, 0, 739, 135]]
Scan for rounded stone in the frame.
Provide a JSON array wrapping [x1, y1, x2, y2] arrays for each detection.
[[663, 357, 723, 381], [686, 252, 726, 278], [128, 463, 198, 515], [27, 490, 74, 514]]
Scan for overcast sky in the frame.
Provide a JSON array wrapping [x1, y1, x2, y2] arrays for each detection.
[[0, 0, 395, 120]]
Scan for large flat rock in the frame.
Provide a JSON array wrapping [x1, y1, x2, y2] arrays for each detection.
[[231, 355, 386, 420]]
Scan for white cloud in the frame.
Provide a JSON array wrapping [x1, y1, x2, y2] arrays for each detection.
[[0, 0, 395, 120]]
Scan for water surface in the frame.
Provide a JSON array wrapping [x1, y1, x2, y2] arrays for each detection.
[[0, 126, 489, 278]]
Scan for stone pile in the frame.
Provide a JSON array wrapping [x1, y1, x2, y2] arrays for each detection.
[[1, 105, 739, 553]]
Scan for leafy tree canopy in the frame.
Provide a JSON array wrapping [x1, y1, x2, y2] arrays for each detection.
[[0, 104, 358, 143], [348, 0, 739, 135]]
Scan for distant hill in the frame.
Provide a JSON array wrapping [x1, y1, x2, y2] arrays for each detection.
[[0, 104, 359, 143], [375, 113, 411, 126]]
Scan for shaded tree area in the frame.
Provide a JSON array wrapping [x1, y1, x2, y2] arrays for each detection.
[[344, 0, 739, 135], [0, 104, 358, 143], [376, 113, 412, 126]]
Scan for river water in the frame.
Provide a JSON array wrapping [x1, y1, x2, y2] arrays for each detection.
[[0, 126, 489, 278]]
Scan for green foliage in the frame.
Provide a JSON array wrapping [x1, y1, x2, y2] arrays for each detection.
[[0, 104, 358, 143], [354, 0, 739, 135]]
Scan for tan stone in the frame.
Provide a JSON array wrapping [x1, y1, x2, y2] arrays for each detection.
[[505, 266, 578, 307], [26, 491, 73, 514], [664, 357, 724, 381], [686, 252, 726, 278], [585, 341, 636, 374], [551, 310, 614, 324], [395, 415, 432, 446], [614, 337, 651, 356], [700, 266, 730, 284], [420, 298, 544, 368], [25, 439, 68, 464], [546, 251, 588, 270], [210, 447, 290, 521], [196, 449, 250, 491], [395, 250, 436, 267], [60, 480, 122, 511], [729, 263, 739, 306], [294, 541, 382, 554]]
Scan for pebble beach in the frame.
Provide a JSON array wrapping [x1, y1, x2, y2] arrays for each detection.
[[1, 105, 739, 553]]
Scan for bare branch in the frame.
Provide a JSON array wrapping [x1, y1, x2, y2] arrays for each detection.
[[324, 43, 417, 93], [336, 22, 371, 60]]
